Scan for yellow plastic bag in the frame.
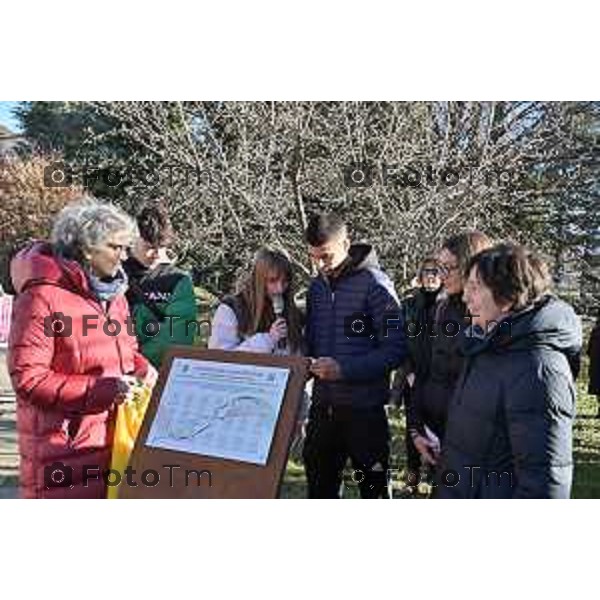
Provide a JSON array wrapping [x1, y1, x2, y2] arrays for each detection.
[[107, 384, 152, 499]]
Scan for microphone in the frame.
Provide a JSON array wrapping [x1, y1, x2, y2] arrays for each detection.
[[271, 293, 286, 351]]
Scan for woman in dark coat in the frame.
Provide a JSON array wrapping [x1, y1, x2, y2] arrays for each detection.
[[407, 231, 492, 468], [437, 243, 582, 499], [588, 311, 600, 416], [393, 257, 443, 485]]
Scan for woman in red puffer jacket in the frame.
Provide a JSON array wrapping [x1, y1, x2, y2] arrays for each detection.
[[8, 198, 157, 499]]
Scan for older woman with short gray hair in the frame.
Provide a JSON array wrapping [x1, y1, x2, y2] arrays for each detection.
[[51, 198, 137, 293], [8, 197, 156, 499], [437, 243, 581, 499]]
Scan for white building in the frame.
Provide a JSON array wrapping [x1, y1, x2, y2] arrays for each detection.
[[0, 124, 26, 155]]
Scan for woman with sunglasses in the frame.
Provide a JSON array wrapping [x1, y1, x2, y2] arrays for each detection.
[[392, 257, 443, 487]]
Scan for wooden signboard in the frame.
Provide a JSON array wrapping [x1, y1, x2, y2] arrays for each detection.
[[120, 347, 308, 499]]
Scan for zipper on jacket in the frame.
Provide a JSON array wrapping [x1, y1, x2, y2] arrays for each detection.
[[106, 303, 126, 370], [94, 299, 126, 371], [326, 279, 336, 357], [317, 276, 337, 359], [454, 356, 475, 405]]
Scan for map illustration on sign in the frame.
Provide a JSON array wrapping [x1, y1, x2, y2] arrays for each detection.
[[145, 358, 290, 465]]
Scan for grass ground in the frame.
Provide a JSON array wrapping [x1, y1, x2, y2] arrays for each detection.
[[571, 361, 600, 498]]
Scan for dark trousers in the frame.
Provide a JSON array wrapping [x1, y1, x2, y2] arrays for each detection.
[[405, 432, 421, 482], [402, 386, 424, 481], [302, 402, 391, 499]]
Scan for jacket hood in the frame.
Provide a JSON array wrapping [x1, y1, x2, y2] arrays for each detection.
[[10, 241, 92, 296], [323, 243, 380, 282], [348, 243, 380, 272], [467, 295, 582, 359], [318, 243, 399, 304]]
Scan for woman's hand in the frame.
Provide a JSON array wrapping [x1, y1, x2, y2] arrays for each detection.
[[114, 375, 139, 405], [269, 317, 288, 344], [116, 366, 157, 405], [141, 365, 158, 389], [413, 434, 439, 466]]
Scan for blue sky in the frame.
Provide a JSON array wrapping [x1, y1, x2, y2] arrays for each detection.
[[0, 101, 22, 132]]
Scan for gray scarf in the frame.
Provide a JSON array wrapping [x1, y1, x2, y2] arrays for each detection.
[[87, 267, 129, 302]]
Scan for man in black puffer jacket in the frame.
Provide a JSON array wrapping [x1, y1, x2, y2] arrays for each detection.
[[437, 244, 582, 499], [303, 213, 407, 498]]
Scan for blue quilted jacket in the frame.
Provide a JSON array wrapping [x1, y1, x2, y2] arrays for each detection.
[[306, 244, 407, 408]]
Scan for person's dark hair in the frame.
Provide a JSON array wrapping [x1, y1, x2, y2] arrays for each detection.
[[305, 213, 347, 246], [468, 243, 552, 311], [136, 201, 174, 247], [442, 230, 492, 277], [418, 256, 440, 279]]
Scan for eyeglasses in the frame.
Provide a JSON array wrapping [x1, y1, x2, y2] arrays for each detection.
[[421, 267, 441, 277], [438, 263, 460, 277], [107, 243, 131, 254]]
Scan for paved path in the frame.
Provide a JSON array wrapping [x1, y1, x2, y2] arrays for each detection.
[[0, 348, 18, 498], [0, 393, 18, 499]]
